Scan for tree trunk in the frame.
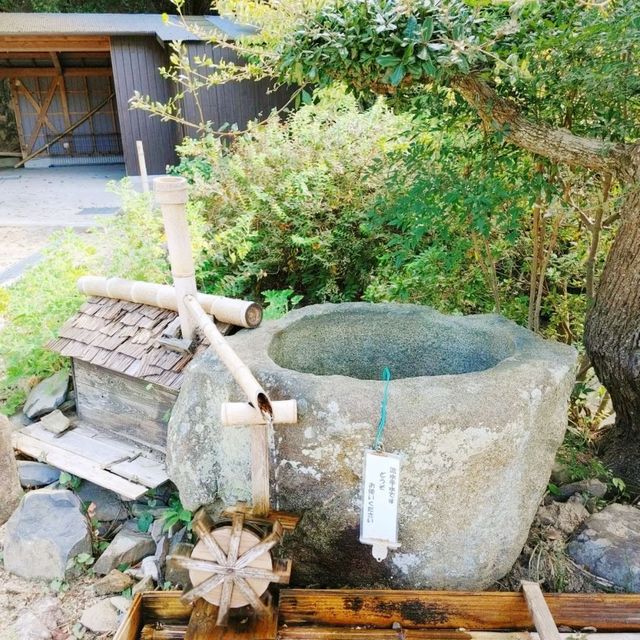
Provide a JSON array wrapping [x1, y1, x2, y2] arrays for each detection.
[[0, 414, 23, 525], [584, 186, 640, 491]]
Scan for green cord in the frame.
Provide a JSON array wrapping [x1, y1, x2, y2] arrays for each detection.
[[373, 367, 391, 451]]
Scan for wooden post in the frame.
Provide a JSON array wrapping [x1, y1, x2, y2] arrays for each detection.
[[0, 415, 23, 525], [137, 140, 150, 193]]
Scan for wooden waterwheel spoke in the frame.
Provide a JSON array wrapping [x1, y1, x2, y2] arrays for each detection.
[[236, 566, 289, 583], [192, 519, 228, 567], [182, 572, 226, 604], [227, 513, 245, 565], [167, 556, 228, 574], [233, 575, 270, 615], [235, 521, 283, 570], [216, 576, 235, 626]]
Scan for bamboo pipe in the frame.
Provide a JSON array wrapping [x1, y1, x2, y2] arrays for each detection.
[[77, 276, 262, 329], [154, 176, 198, 342], [184, 295, 272, 416], [221, 400, 297, 426]]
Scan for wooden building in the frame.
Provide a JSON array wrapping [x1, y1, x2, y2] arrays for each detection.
[[0, 14, 290, 174]]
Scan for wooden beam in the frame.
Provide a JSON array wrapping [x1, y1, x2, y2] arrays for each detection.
[[279, 590, 640, 631], [0, 36, 110, 52], [8, 79, 26, 158], [25, 76, 60, 153], [49, 51, 62, 73], [0, 67, 113, 78]]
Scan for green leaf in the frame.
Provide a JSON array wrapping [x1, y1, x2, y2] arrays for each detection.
[[389, 65, 406, 86], [376, 54, 401, 68], [137, 512, 154, 533], [422, 17, 434, 42]]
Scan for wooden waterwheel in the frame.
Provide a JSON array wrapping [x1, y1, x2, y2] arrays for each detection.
[[170, 507, 293, 626]]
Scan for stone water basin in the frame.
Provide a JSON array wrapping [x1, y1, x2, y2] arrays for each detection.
[[168, 303, 577, 589]]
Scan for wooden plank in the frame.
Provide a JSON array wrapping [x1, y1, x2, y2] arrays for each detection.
[[0, 36, 111, 52], [108, 456, 169, 487], [185, 598, 278, 640], [141, 625, 187, 639], [251, 423, 270, 517], [521, 582, 561, 640], [74, 360, 176, 452], [280, 630, 474, 640], [282, 634, 640, 640], [0, 67, 113, 79], [141, 591, 194, 625], [21, 422, 141, 466], [110, 36, 178, 175], [114, 592, 143, 640], [12, 432, 148, 500], [278, 590, 640, 631]]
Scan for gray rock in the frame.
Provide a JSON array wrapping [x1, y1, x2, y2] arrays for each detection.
[[166, 542, 193, 588], [93, 527, 156, 575], [550, 460, 573, 486], [76, 481, 128, 522], [4, 488, 91, 579], [110, 596, 131, 613], [11, 597, 63, 640], [39, 409, 70, 435], [132, 574, 155, 595], [537, 496, 590, 536], [23, 370, 69, 420], [567, 503, 640, 591], [141, 555, 159, 582], [168, 302, 577, 589], [17, 461, 61, 488], [80, 599, 119, 634], [93, 569, 134, 595], [558, 479, 608, 500]]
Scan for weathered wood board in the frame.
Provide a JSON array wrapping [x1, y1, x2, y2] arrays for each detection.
[[13, 421, 168, 500], [114, 590, 640, 640], [74, 360, 177, 452]]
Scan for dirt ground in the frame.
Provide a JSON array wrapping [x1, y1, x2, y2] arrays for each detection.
[[0, 524, 112, 640]]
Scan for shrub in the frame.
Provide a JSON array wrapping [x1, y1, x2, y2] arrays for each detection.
[[172, 87, 409, 303]]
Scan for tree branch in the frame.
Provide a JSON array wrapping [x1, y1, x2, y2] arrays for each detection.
[[451, 75, 637, 181]]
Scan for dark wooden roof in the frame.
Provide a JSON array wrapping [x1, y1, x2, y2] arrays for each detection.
[[48, 296, 206, 391], [0, 14, 258, 41]]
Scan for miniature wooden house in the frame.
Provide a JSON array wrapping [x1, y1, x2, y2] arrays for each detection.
[[47, 297, 208, 452]]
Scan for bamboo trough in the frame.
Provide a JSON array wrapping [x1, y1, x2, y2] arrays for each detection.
[[114, 588, 640, 640]]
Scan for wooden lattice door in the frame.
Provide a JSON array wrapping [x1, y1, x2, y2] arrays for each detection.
[[10, 67, 121, 162]]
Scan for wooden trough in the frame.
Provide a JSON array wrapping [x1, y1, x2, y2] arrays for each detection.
[[115, 586, 640, 640]]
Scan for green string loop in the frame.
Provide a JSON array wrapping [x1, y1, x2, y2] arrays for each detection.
[[373, 367, 391, 451]]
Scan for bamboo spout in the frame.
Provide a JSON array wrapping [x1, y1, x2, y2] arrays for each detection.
[[154, 176, 198, 342], [184, 295, 273, 416], [221, 400, 297, 426]]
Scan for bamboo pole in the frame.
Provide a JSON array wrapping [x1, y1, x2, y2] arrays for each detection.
[[221, 400, 297, 426], [154, 176, 198, 342], [136, 140, 150, 193], [77, 276, 262, 329], [184, 295, 272, 416]]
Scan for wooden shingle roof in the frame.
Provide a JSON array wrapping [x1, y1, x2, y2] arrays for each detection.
[[48, 296, 207, 391]]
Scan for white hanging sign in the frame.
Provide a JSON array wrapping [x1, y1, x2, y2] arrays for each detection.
[[359, 449, 401, 561]]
